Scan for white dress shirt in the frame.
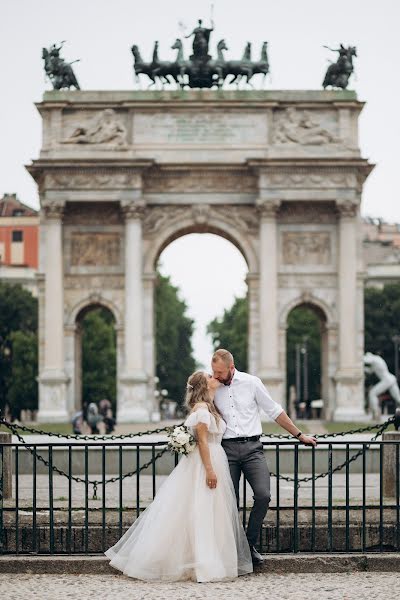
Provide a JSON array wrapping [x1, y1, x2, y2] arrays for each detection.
[[214, 369, 284, 439]]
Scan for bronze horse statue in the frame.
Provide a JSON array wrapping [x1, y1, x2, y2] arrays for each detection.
[[322, 44, 356, 89]]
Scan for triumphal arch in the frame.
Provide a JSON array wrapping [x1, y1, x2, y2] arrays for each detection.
[[28, 88, 373, 422]]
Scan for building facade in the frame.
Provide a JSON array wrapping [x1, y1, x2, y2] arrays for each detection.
[[27, 89, 374, 422]]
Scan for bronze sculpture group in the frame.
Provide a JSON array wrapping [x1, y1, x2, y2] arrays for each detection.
[[42, 19, 356, 91]]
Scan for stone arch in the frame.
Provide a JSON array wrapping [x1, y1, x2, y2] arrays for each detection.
[[279, 292, 335, 330], [67, 294, 123, 329], [281, 293, 335, 419], [65, 296, 121, 414], [143, 217, 259, 274]]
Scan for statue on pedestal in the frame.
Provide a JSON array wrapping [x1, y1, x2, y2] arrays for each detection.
[[322, 44, 356, 89], [364, 352, 400, 419], [42, 42, 80, 90]]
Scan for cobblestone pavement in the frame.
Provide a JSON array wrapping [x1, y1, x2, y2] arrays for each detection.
[[2, 572, 399, 600]]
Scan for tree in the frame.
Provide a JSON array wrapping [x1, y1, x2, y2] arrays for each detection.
[[155, 273, 196, 404], [7, 330, 38, 418], [207, 295, 248, 371], [81, 307, 116, 409], [0, 282, 38, 414], [286, 306, 321, 404], [364, 283, 400, 375]]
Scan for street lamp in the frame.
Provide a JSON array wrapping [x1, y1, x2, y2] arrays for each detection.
[[392, 335, 400, 382], [301, 336, 309, 411]]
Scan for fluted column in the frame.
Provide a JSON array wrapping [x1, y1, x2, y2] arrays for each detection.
[[334, 200, 366, 420], [38, 201, 69, 422], [118, 201, 149, 422], [256, 199, 284, 405]]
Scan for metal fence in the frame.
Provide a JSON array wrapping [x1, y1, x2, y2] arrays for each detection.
[[1, 415, 400, 555]]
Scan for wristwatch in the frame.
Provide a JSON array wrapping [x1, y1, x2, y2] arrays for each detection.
[[295, 431, 302, 439]]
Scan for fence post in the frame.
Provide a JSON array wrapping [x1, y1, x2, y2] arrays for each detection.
[[382, 431, 400, 497], [0, 432, 12, 499]]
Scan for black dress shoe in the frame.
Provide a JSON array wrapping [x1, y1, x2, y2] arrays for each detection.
[[250, 545, 264, 566]]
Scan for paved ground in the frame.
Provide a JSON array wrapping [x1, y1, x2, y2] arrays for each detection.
[[2, 572, 399, 600]]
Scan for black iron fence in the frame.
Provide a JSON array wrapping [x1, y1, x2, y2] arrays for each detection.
[[1, 414, 400, 555]]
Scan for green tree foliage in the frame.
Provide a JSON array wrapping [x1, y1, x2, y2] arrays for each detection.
[[8, 330, 38, 418], [155, 273, 196, 404], [81, 307, 116, 409], [207, 295, 248, 371], [0, 282, 38, 415], [364, 283, 400, 374], [286, 306, 321, 403]]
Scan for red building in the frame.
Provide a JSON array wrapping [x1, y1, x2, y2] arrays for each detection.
[[0, 194, 39, 296]]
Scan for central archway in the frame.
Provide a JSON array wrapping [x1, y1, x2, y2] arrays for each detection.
[[142, 216, 260, 413]]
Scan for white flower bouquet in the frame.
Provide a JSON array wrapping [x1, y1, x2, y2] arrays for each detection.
[[167, 425, 197, 456]]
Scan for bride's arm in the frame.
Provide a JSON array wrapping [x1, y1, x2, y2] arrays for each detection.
[[196, 421, 217, 489]]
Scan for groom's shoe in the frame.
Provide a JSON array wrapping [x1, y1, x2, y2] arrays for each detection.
[[250, 546, 264, 567]]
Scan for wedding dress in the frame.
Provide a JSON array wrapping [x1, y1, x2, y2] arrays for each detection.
[[105, 407, 253, 582]]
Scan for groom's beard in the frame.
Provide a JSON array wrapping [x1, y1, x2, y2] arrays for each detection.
[[221, 370, 234, 386]]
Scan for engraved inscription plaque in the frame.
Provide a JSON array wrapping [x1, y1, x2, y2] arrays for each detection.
[[133, 112, 267, 145]]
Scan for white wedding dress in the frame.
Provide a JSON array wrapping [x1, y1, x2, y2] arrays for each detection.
[[105, 407, 253, 582]]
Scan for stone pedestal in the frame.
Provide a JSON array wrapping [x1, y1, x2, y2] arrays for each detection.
[[0, 433, 12, 500], [382, 431, 400, 498]]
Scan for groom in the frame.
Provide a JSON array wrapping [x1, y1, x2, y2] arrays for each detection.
[[212, 349, 317, 566]]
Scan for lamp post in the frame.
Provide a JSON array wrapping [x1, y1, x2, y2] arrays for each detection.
[[301, 336, 309, 414], [392, 335, 400, 382], [295, 343, 301, 402]]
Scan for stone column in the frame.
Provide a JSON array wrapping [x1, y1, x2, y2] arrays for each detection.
[[256, 199, 284, 406], [246, 272, 260, 375], [37, 201, 69, 422], [334, 200, 366, 421], [118, 201, 149, 422]]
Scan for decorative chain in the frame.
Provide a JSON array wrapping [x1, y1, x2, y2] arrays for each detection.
[[270, 418, 394, 486], [0, 414, 396, 493], [4, 421, 170, 500]]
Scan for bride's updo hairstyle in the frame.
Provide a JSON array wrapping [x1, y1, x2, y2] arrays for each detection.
[[184, 370, 221, 424]]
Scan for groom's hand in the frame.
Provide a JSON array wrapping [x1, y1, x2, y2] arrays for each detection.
[[298, 433, 317, 446]]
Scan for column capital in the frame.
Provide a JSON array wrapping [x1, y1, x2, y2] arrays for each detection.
[[256, 199, 281, 219], [120, 199, 146, 220], [41, 199, 65, 219], [336, 199, 359, 219]]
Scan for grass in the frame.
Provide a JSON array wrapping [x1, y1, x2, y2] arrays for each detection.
[[322, 421, 376, 434], [0, 422, 74, 435]]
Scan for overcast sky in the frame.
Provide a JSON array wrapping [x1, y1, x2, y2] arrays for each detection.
[[1, 0, 399, 367]]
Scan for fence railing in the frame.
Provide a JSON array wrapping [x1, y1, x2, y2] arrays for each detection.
[[1, 414, 400, 555]]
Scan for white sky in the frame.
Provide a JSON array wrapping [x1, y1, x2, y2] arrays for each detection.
[[1, 0, 399, 366]]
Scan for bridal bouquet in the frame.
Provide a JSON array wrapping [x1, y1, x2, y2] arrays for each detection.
[[167, 425, 197, 456]]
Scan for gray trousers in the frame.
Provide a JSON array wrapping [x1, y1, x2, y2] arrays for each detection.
[[221, 439, 271, 547]]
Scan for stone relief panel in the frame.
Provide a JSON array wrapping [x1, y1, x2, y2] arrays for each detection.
[[144, 169, 257, 194], [273, 107, 339, 145], [133, 110, 268, 146], [142, 204, 259, 236], [278, 202, 337, 224], [262, 169, 356, 189], [61, 109, 128, 147], [281, 231, 332, 266], [70, 232, 121, 267], [64, 275, 124, 290], [63, 202, 122, 225], [45, 170, 141, 190]]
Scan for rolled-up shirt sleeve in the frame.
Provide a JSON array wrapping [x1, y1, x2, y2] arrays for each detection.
[[254, 376, 284, 420]]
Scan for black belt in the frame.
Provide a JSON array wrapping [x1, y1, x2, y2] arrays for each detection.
[[222, 435, 261, 443]]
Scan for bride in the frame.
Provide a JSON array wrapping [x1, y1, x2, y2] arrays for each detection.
[[105, 370, 253, 582]]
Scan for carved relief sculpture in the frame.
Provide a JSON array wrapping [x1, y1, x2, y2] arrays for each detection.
[[62, 109, 128, 147], [70, 233, 121, 266], [282, 232, 332, 265], [273, 107, 339, 145]]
